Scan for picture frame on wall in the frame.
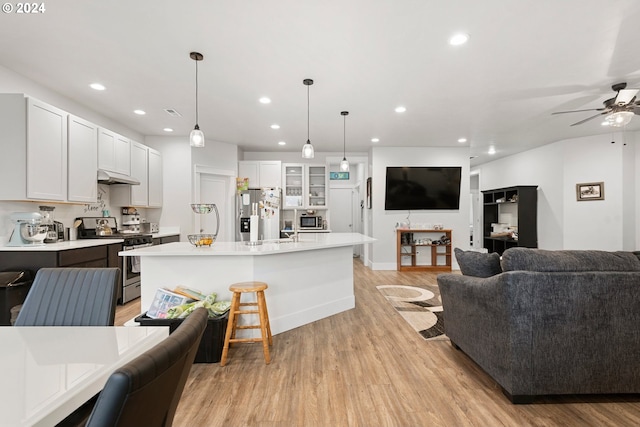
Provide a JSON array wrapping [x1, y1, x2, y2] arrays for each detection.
[[366, 177, 372, 209], [576, 182, 604, 201]]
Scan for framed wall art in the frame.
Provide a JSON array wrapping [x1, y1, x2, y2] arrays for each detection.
[[576, 182, 604, 201]]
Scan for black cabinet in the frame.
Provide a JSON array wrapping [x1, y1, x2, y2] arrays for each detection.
[[152, 234, 180, 246], [482, 186, 537, 255]]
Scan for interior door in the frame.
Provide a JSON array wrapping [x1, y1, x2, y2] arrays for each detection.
[[198, 174, 231, 242], [330, 187, 360, 256]]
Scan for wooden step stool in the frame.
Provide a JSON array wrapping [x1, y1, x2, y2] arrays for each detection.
[[220, 281, 273, 366]]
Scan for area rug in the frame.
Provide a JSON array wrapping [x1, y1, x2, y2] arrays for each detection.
[[376, 284, 448, 341]]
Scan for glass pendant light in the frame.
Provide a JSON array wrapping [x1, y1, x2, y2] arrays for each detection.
[[302, 79, 314, 158], [189, 52, 205, 148], [339, 111, 350, 172]]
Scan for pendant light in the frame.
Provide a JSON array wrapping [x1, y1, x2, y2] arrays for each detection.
[[302, 78, 315, 158], [189, 52, 205, 148], [339, 111, 350, 172]]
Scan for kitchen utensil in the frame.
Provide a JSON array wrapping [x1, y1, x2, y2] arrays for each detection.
[[96, 218, 113, 236], [73, 219, 82, 228]]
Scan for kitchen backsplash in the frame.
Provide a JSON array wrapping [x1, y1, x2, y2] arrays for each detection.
[[0, 184, 160, 245]]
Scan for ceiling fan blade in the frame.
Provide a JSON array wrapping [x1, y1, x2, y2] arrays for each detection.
[[570, 112, 607, 126], [552, 108, 605, 115], [614, 88, 639, 105]]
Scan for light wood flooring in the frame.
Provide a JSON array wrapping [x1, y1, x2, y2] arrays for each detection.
[[115, 260, 640, 427]]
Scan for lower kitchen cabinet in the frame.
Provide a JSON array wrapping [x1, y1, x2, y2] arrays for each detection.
[[0, 243, 124, 301]]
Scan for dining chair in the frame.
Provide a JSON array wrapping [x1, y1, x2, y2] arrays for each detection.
[[14, 268, 120, 326], [84, 307, 209, 427]]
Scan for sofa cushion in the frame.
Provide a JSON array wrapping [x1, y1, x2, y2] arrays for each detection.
[[454, 248, 502, 277], [501, 247, 640, 272]]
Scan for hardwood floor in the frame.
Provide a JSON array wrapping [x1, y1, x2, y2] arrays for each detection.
[[116, 260, 640, 426]]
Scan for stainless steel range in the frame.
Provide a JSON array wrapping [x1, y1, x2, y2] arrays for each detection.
[[76, 217, 153, 304]]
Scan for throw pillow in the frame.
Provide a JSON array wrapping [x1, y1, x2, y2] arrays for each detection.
[[454, 247, 502, 278]]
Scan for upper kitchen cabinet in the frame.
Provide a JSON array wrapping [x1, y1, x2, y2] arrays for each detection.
[[282, 163, 304, 209], [0, 94, 70, 201], [307, 165, 327, 208], [281, 164, 328, 210], [238, 161, 282, 188], [98, 128, 130, 176], [67, 115, 98, 203], [111, 142, 163, 208]]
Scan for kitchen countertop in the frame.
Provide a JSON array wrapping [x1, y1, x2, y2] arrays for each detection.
[[120, 232, 374, 257], [0, 238, 124, 251]]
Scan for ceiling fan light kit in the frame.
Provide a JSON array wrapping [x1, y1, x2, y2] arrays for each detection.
[[340, 111, 350, 172], [552, 82, 640, 127], [189, 51, 205, 148], [302, 78, 315, 159]]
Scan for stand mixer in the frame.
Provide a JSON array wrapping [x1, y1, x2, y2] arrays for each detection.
[[6, 212, 47, 246]]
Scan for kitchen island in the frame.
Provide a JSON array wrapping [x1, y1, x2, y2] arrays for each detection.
[[120, 233, 375, 335]]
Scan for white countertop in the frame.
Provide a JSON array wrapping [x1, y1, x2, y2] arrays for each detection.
[[120, 232, 375, 257], [1, 326, 168, 427], [0, 238, 124, 251]]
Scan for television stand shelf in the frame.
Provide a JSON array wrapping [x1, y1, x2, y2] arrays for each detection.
[[396, 229, 452, 272]]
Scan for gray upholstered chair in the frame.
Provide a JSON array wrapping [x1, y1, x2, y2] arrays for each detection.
[[84, 307, 208, 427], [15, 268, 120, 326]]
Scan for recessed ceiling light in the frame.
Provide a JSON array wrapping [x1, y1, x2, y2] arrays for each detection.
[[371, 138, 380, 143], [163, 128, 173, 132], [278, 141, 286, 146], [259, 97, 271, 104], [458, 137, 467, 143], [133, 110, 146, 115], [90, 83, 105, 91], [449, 33, 469, 46], [395, 106, 406, 113], [270, 124, 280, 129], [488, 146, 496, 155]]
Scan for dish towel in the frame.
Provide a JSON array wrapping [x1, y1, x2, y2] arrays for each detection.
[[131, 256, 141, 273]]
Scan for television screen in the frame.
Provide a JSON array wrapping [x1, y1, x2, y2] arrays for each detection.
[[384, 166, 462, 210]]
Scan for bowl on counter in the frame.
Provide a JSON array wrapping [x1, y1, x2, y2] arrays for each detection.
[[187, 234, 216, 247]]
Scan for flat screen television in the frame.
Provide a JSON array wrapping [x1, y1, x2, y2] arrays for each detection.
[[384, 166, 462, 210]]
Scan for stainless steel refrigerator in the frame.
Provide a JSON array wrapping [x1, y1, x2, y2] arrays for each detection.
[[236, 188, 281, 242]]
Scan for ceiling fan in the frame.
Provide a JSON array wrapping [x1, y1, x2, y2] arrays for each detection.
[[552, 82, 640, 127]]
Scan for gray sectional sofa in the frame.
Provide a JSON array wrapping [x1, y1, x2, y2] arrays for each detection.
[[437, 247, 640, 403]]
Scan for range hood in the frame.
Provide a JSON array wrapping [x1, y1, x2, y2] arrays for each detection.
[[97, 169, 140, 185]]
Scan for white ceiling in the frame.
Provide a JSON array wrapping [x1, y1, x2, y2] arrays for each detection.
[[2, 0, 640, 165]]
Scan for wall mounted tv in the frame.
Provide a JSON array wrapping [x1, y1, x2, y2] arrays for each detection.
[[384, 166, 462, 210]]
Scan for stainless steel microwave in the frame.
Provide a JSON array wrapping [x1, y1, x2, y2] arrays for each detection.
[[300, 215, 322, 229]]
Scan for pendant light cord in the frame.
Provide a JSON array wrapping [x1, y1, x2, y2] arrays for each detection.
[[195, 59, 199, 125], [307, 84, 310, 141], [343, 114, 346, 156]]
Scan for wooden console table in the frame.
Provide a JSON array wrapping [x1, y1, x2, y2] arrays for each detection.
[[396, 229, 452, 272]]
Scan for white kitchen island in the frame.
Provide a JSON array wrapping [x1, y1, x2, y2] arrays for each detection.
[[120, 233, 375, 335]]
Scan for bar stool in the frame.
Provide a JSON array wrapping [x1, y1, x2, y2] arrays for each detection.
[[220, 281, 273, 366]]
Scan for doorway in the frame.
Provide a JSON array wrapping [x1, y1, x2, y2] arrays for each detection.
[[194, 166, 235, 242], [330, 186, 361, 256]]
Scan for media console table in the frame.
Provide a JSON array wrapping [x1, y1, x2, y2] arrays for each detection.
[[396, 229, 452, 272]]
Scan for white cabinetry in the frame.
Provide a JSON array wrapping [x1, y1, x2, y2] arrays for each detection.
[[281, 164, 328, 209], [98, 128, 130, 176], [148, 147, 163, 207], [307, 165, 327, 208], [0, 94, 78, 202], [282, 164, 304, 209], [111, 142, 163, 208], [238, 161, 282, 188], [67, 115, 98, 203]]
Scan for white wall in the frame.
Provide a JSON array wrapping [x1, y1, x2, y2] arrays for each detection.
[[473, 131, 638, 251], [370, 146, 471, 270]]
